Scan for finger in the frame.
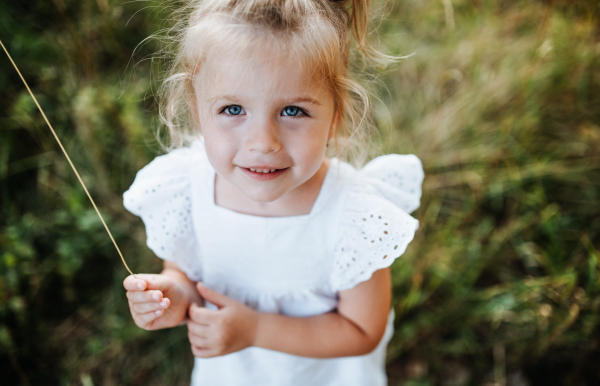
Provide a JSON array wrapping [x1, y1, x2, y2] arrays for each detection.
[[135, 309, 164, 328], [196, 282, 235, 308], [123, 275, 148, 291], [187, 320, 211, 337], [188, 303, 217, 325], [132, 298, 170, 314], [127, 290, 163, 303], [124, 274, 175, 292], [140, 274, 175, 292], [191, 345, 217, 358], [187, 329, 209, 347]]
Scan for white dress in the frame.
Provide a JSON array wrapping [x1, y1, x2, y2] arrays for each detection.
[[123, 140, 424, 386]]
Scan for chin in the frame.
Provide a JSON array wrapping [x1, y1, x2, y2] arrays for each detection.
[[241, 187, 285, 204]]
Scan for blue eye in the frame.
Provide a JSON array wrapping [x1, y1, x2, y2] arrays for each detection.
[[224, 105, 244, 115], [282, 106, 301, 116]]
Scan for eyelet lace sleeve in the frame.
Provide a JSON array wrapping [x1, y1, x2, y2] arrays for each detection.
[[123, 146, 203, 281], [360, 154, 423, 214], [330, 155, 423, 292]]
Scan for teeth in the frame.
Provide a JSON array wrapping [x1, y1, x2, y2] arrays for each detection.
[[249, 168, 277, 173]]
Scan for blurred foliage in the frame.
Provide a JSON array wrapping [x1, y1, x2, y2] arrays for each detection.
[[0, 0, 599, 385], [378, 0, 600, 385], [0, 1, 191, 385]]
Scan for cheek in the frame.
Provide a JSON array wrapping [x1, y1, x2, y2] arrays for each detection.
[[291, 121, 329, 153], [285, 125, 328, 170], [202, 125, 236, 168]]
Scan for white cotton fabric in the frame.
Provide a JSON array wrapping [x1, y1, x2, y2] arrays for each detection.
[[123, 140, 424, 386]]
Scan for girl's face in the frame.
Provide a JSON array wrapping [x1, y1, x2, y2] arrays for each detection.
[[194, 44, 337, 206]]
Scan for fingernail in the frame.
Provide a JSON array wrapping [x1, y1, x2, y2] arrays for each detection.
[[137, 282, 144, 290], [152, 293, 160, 300], [160, 300, 167, 307], [155, 310, 162, 315]]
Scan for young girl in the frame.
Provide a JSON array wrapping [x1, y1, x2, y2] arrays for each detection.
[[122, 0, 423, 384]]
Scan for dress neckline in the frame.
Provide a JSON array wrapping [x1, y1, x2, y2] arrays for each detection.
[[206, 159, 339, 220]]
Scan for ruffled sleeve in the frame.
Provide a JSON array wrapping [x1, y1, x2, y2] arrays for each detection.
[[123, 144, 204, 281], [360, 154, 423, 213], [330, 155, 424, 292]]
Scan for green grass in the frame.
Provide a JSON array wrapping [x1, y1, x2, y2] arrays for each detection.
[[1, 0, 599, 385], [377, 1, 600, 384]]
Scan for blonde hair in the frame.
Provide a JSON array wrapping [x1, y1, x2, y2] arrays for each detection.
[[157, 0, 389, 165]]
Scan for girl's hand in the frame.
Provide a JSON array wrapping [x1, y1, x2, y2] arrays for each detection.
[[187, 283, 259, 358], [123, 274, 190, 330]]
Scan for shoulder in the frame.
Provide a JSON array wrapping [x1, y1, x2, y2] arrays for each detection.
[[359, 154, 424, 214], [329, 154, 424, 292], [123, 140, 207, 216], [334, 153, 424, 217]]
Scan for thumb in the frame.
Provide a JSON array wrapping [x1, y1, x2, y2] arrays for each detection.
[[135, 274, 174, 292], [196, 282, 235, 309]]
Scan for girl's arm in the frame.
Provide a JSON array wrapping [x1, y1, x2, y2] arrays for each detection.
[[123, 261, 202, 330], [187, 268, 391, 358], [256, 267, 391, 357]]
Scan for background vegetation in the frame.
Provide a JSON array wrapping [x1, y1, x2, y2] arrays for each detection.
[[1, 0, 599, 385]]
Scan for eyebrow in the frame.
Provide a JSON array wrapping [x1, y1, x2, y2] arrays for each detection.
[[288, 97, 322, 106], [209, 95, 322, 106]]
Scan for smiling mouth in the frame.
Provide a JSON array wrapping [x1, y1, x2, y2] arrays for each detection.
[[247, 168, 284, 173], [240, 166, 289, 180]]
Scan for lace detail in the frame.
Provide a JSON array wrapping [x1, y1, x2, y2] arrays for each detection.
[[123, 146, 203, 281], [331, 155, 423, 292]]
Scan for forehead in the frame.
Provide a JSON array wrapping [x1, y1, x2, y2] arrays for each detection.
[[195, 36, 328, 101]]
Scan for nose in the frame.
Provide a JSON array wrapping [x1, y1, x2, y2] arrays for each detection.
[[245, 116, 282, 154]]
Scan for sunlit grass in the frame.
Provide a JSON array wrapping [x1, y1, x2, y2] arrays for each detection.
[[376, 1, 600, 384]]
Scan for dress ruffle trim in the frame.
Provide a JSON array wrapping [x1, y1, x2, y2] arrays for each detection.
[[330, 155, 423, 292]]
